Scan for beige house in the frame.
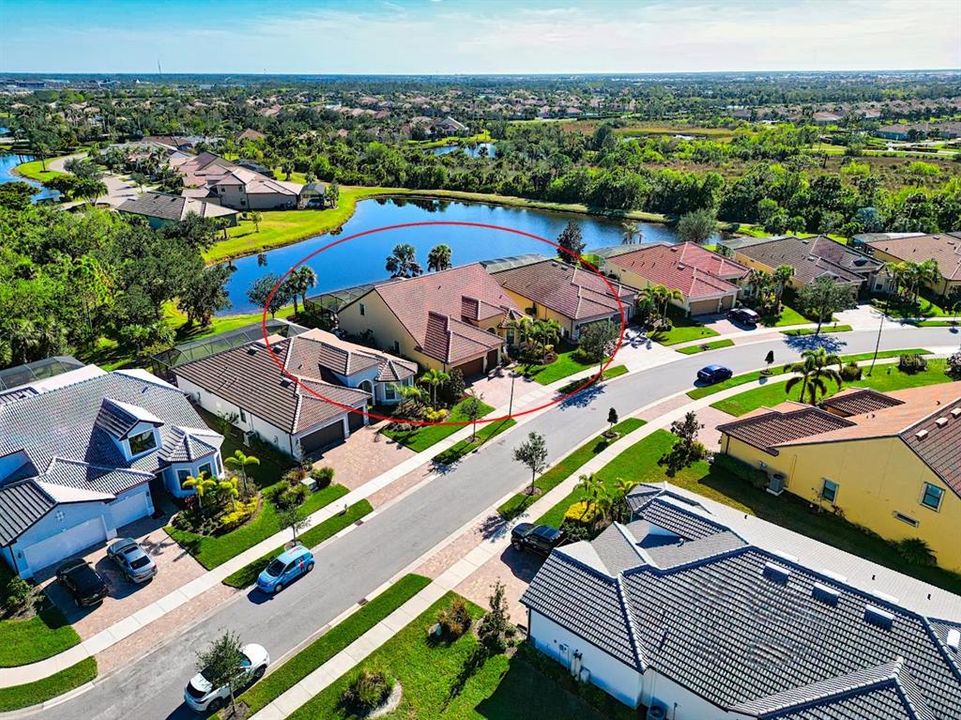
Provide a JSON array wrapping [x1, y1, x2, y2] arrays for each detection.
[[337, 264, 523, 376], [865, 232, 961, 298], [170, 152, 303, 211]]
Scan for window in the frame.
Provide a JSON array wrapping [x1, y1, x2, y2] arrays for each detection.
[[176, 469, 191, 488], [820, 479, 839, 503], [894, 512, 919, 527], [199, 462, 213, 478], [129, 430, 156, 456], [359, 303, 366, 316], [239, 408, 247, 423], [385, 383, 397, 400], [920, 483, 944, 511]]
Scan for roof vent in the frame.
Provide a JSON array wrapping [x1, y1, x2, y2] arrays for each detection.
[[915, 429, 929, 440], [280, 378, 292, 387], [936, 417, 949, 428], [948, 629, 961, 652], [864, 605, 895, 629], [952, 408, 961, 419], [812, 583, 840, 606], [820, 569, 848, 583], [762, 562, 791, 584]]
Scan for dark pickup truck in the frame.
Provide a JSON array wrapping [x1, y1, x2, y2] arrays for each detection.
[[511, 523, 564, 556], [56, 558, 108, 607]]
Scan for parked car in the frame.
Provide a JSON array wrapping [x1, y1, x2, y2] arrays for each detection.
[[697, 364, 733, 384], [184, 643, 270, 713], [256, 545, 314, 594], [511, 523, 564, 556], [728, 307, 760, 326], [56, 558, 108, 607], [106, 538, 157, 583]]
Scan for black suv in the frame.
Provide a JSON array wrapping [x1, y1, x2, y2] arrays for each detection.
[[511, 524, 564, 556], [727, 307, 760, 326], [56, 559, 108, 607]]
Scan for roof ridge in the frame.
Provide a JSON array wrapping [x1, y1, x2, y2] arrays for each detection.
[[614, 574, 647, 671]]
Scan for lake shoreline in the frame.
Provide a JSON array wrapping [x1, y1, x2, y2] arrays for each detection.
[[207, 187, 670, 264]]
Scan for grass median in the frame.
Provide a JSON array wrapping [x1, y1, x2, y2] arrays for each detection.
[[676, 339, 736, 355], [497, 418, 645, 519], [223, 500, 373, 589], [0, 658, 96, 712], [232, 574, 430, 717], [781, 324, 853, 336], [432, 418, 517, 465]]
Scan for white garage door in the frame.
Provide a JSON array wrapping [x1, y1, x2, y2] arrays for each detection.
[[109, 491, 150, 530], [22, 518, 106, 577]]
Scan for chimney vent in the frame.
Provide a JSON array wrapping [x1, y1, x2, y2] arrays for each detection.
[[952, 408, 961, 419], [936, 417, 949, 428], [948, 629, 961, 652], [865, 605, 895, 630], [762, 562, 791, 584], [916, 429, 929, 440], [812, 583, 840, 606]]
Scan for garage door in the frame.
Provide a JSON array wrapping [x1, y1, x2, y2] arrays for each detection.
[[22, 518, 106, 577], [457, 357, 485, 378], [486, 349, 499, 370], [109, 490, 151, 531], [688, 299, 720, 316], [300, 420, 345, 455], [347, 407, 365, 432]]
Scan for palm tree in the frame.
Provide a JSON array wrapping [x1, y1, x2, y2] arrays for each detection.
[[426, 244, 453, 272], [182, 471, 217, 511], [385, 244, 423, 278], [288, 266, 317, 314], [224, 450, 260, 496], [419, 368, 449, 408], [621, 221, 640, 245], [641, 284, 683, 325], [895, 537, 936, 566], [612, 478, 635, 522], [250, 211, 263, 233], [785, 347, 843, 406], [913, 258, 940, 306], [773, 265, 794, 305]]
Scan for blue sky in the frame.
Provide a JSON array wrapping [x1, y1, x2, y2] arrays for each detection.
[[2, 0, 959, 74]]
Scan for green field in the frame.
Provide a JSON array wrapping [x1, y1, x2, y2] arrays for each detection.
[[12, 157, 68, 183]]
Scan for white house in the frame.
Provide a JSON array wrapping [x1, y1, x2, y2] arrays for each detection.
[[173, 328, 417, 460], [0, 363, 224, 579], [521, 484, 961, 719]]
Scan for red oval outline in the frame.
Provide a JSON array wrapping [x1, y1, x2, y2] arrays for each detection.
[[261, 220, 627, 427]]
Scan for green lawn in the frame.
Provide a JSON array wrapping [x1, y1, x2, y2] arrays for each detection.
[[432, 419, 517, 465], [711, 359, 955, 417], [676, 339, 736, 355], [521, 345, 605, 386], [0, 566, 81, 667], [781, 324, 853, 337], [12, 157, 68, 183], [762, 304, 818, 328], [875, 295, 948, 319], [167, 483, 349, 570], [287, 593, 629, 720], [575, 430, 961, 595], [497, 418, 646, 519], [916, 319, 959, 327], [223, 501, 373, 589], [382, 398, 495, 452], [233, 574, 431, 716], [0, 657, 96, 712], [653, 317, 720, 346]]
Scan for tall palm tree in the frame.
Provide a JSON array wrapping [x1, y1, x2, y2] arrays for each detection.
[[642, 284, 683, 324], [385, 244, 423, 278], [290, 266, 318, 314], [785, 347, 843, 406], [419, 368, 449, 408], [773, 265, 795, 305], [621, 221, 640, 245], [426, 244, 453, 272], [913, 259, 940, 305], [224, 450, 260, 496], [182, 471, 217, 511]]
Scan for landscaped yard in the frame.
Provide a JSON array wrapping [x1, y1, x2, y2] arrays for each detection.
[[761, 303, 818, 328], [12, 157, 68, 184], [562, 430, 961, 595], [231, 574, 431, 716], [874, 295, 949, 319], [676, 339, 736, 355], [0, 567, 80, 667], [498, 418, 646, 518], [520, 343, 605, 385], [382, 397, 495, 452], [0, 658, 97, 712], [652, 315, 719, 346], [711, 358, 956, 417], [286, 593, 631, 720]]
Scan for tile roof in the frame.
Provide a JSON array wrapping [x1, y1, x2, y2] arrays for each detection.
[[118, 191, 238, 222], [0, 481, 55, 545], [716, 405, 855, 454], [284, 329, 416, 383], [821, 388, 905, 417], [734, 236, 879, 286], [607, 242, 751, 281], [521, 485, 961, 719], [606, 243, 740, 300], [865, 233, 961, 281], [358, 264, 521, 365], [41, 458, 153, 496], [174, 338, 369, 434], [158, 426, 223, 463], [492, 259, 637, 321]]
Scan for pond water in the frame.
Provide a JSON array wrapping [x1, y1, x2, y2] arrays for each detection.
[[222, 196, 690, 314], [0, 153, 60, 202], [429, 142, 496, 158]]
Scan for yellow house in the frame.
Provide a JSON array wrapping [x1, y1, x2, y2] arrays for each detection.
[[716, 385, 961, 572], [864, 232, 961, 298], [337, 263, 522, 376]]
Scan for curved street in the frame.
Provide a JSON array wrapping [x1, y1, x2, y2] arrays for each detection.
[[40, 325, 961, 720]]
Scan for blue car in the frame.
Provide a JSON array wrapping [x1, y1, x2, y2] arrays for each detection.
[[697, 364, 733, 384], [257, 545, 314, 594]]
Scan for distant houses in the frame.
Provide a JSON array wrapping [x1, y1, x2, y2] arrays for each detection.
[[117, 191, 238, 229]]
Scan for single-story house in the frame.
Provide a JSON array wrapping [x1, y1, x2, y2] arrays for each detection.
[[0, 363, 224, 579], [337, 263, 524, 376], [432, 117, 469, 136], [604, 242, 745, 316], [719, 235, 889, 294], [521, 483, 961, 718], [863, 232, 961, 298], [716, 384, 961, 573], [173, 329, 416, 459], [170, 151, 304, 211], [489, 258, 637, 340], [117, 191, 239, 229]]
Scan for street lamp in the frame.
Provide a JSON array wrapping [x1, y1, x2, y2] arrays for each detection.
[[507, 366, 517, 417], [868, 308, 885, 377]]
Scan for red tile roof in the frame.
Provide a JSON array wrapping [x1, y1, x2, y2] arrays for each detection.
[[607, 243, 740, 300]]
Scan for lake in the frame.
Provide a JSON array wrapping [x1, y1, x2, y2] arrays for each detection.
[[429, 142, 496, 158], [0, 153, 60, 202], [222, 196, 688, 314]]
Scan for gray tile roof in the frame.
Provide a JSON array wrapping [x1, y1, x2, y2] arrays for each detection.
[[157, 426, 222, 463], [41, 458, 153, 496], [732, 236, 881, 286], [0, 481, 55, 545], [118, 191, 238, 222], [521, 486, 961, 719]]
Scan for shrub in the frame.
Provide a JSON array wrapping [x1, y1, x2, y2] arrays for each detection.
[[558, 519, 591, 543], [2, 576, 33, 616], [341, 668, 394, 715], [895, 537, 937, 566], [712, 453, 769, 490], [563, 500, 602, 528], [438, 368, 466, 407], [309, 466, 335, 489], [436, 598, 472, 639], [278, 484, 308, 509], [217, 498, 258, 533], [423, 407, 449, 422], [840, 361, 862, 381], [947, 350, 961, 377], [898, 353, 928, 374]]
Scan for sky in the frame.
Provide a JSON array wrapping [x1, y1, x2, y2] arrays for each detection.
[[1, 0, 959, 75]]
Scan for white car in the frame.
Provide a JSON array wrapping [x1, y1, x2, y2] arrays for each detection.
[[183, 643, 270, 713]]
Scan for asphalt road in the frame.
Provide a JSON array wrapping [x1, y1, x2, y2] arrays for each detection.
[[46, 326, 959, 720]]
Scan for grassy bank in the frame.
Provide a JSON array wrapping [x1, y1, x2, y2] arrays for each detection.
[[676, 339, 735, 355], [0, 658, 96, 712], [12, 157, 68, 183]]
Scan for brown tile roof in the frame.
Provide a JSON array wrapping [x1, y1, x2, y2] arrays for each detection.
[[174, 339, 369, 434], [118, 192, 238, 222], [362, 264, 521, 365], [736, 236, 880, 286], [284, 329, 416, 382], [717, 406, 854, 455], [492, 259, 637, 321], [865, 233, 961, 281], [606, 244, 739, 300], [820, 388, 904, 417]]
